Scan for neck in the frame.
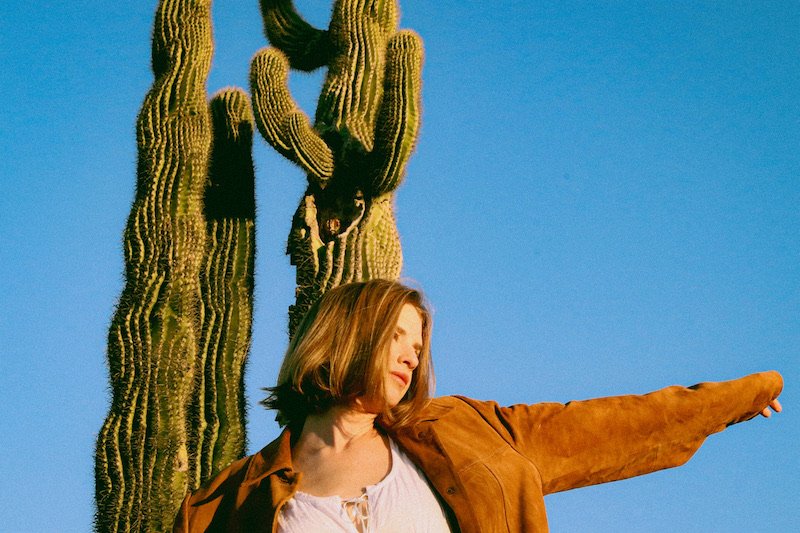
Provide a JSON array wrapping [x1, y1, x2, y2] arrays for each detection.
[[297, 404, 380, 453]]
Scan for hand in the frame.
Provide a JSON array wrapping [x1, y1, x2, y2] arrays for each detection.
[[760, 398, 782, 418]]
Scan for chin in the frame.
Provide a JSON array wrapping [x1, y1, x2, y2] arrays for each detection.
[[386, 389, 408, 410], [387, 392, 408, 410]]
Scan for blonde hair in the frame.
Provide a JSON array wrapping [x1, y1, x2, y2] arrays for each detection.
[[263, 279, 434, 429]]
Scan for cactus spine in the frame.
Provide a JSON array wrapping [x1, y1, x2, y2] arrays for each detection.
[[251, 0, 423, 335], [94, 0, 255, 530]]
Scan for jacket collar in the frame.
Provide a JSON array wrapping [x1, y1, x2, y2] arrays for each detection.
[[241, 427, 296, 487], [415, 398, 455, 422]]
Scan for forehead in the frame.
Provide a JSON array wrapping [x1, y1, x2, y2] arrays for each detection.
[[396, 303, 424, 336]]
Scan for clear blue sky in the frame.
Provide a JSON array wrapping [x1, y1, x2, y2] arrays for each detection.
[[1, 1, 798, 531]]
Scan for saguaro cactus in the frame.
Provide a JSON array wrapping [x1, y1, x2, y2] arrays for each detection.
[[94, 0, 255, 530], [251, 0, 423, 335]]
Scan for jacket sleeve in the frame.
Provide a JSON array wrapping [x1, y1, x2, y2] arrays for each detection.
[[463, 371, 783, 495]]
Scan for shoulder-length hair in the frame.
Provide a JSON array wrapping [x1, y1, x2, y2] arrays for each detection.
[[263, 279, 434, 430]]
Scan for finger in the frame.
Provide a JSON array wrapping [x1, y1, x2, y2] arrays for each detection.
[[770, 399, 782, 413], [760, 407, 772, 418]]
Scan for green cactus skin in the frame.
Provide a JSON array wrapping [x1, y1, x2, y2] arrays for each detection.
[[251, 0, 423, 335], [95, 0, 213, 529], [95, 1, 256, 531], [194, 88, 256, 481]]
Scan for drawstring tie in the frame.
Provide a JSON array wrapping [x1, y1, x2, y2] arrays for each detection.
[[342, 492, 370, 533]]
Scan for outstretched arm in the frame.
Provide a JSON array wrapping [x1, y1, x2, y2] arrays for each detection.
[[462, 371, 783, 495]]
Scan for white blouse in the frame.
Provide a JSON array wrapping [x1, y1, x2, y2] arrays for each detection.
[[277, 438, 451, 533]]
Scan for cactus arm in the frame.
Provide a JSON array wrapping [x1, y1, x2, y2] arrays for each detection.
[[250, 48, 334, 187], [195, 88, 256, 480], [367, 30, 423, 196], [249, 49, 294, 151], [258, 0, 330, 71], [316, 0, 399, 153], [286, 111, 335, 184]]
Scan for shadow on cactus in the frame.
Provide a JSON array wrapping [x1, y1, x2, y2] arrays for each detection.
[[251, 0, 424, 336]]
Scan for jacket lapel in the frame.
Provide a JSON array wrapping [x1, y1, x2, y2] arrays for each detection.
[[391, 399, 471, 532], [236, 428, 299, 532]]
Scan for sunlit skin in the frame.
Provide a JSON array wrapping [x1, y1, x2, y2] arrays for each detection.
[[382, 303, 423, 409], [291, 303, 424, 498]]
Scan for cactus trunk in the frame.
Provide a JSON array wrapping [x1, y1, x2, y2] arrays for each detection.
[[95, 1, 255, 530], [251, 0, 423, 335], [193, 89, 256, 481]]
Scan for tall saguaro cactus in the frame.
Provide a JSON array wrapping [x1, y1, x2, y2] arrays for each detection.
[[250, 0, 424, 335], [95, 0, 255, 530]]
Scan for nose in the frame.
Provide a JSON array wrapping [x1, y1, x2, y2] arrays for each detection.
[[399, 343, 419, 370]]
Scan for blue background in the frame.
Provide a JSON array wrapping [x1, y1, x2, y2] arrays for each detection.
[[1, 1, 797, 531]]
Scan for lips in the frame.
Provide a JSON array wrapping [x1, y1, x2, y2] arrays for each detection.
[[391, 371, 410, 387]]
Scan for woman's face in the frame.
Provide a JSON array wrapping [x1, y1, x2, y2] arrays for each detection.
[[383, 303, 424, 408]]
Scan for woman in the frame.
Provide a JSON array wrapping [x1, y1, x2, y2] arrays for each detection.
[[174, 279, 783, 532]]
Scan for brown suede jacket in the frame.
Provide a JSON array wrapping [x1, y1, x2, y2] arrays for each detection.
[[173, 371, 782, 532]]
